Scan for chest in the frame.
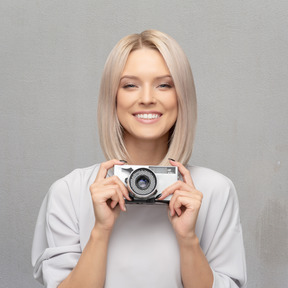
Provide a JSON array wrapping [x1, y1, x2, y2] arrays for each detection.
[[106, 205, 182, 287]]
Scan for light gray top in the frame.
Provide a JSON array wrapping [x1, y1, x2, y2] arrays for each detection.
[[32, 164, 247, 288]]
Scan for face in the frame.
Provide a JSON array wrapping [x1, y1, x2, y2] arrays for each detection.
[[116, 48, 178, 144]]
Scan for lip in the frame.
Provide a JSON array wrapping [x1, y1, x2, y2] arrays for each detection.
[[132, 111, 162, 124]]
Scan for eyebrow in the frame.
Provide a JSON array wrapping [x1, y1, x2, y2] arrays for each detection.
[[119, 75, 172, 81]]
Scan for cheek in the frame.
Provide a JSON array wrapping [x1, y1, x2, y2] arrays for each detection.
[[116, 90, 133, 110], [170, 97, 178, 118], [166, 102, 178, 130], [116, 94, 125, 115], [116, 105, 124, 124], [170, 102, 178, 128], [116, 96, 131, 128]]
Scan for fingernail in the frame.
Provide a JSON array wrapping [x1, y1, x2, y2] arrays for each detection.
[[168, 158, 175, 162], [155, 193, 162, 200], [119, 160, 127, 163]]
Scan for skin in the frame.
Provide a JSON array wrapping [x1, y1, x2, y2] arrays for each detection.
[[58, 48, 213, 288], [117, 48, 178, 165], [159, 160, 213, 288]]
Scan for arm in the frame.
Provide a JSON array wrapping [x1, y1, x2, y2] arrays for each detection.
[[159, 160, 247, 287], [177, 178, 247, 288], [58, 227, 110, 288], [178, 236, 213, 288], [159, 159, 213, 288], [58, 159, 130, 288]]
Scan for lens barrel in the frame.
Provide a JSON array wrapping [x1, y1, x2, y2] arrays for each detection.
[[128, 168, 157, 199]]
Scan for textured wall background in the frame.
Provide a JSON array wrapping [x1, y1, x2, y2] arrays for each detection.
[[1, 1, 287, 287]]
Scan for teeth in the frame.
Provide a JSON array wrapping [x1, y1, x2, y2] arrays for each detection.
[[135, 114, 160, 119]]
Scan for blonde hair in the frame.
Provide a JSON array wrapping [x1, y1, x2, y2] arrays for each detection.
[[97, 30, 197, 166]]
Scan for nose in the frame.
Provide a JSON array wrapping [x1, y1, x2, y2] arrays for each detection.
[[139, 85, 156, 105]]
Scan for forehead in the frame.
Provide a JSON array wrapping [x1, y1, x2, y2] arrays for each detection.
[[121, 48, 170, 76]]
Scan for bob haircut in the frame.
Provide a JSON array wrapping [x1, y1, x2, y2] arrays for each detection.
[[97, 30, 197, 166]]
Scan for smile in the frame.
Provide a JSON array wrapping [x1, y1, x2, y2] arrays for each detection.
[[134, 113, 162, 119]]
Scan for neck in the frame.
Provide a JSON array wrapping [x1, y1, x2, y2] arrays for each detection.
[[124, 134, 169, 165]]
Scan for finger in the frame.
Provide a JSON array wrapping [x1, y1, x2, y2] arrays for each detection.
[[114, 185, 127, 212], [169, 190, 182, 216], [169, 190, 202, 216], [95, 159, 125, 182], [105, 188, 124, 211], [170, 194, 192, 217], [169, 192, 183, 217], [174, 196, 191, 216], [169, 159, 195, 188], [92, 175, 131, 201], [101, 175, 131, 200], [168, 206, 182, 218], [158, 180, 193, 200], [102, 185, 126, 212], [91, 185, 121, 203], [110, 199, 118, 209]]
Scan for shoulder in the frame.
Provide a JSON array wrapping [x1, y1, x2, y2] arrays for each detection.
[[188, 166, 242, 246], [186, 165, 234, 187], [49, 164, 100, 192], [58, 163, 101, 186], [46, 164, 101, 212], [186, 165, 238, 207]]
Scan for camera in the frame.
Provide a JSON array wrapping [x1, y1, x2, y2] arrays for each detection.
[[114, 165, 178, 204]]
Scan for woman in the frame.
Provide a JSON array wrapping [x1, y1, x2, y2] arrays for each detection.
[[32, 30, 247, 288]]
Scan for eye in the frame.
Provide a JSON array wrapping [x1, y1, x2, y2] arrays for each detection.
[[123, 83, 137, 89], [158, 83, 173, 89]]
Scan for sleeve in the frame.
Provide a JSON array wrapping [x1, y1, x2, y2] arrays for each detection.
[[205, 179, 247, 288], [31, 179, 82, 288]]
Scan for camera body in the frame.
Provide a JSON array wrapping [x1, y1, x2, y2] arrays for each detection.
[[114, 165, 178, 204]]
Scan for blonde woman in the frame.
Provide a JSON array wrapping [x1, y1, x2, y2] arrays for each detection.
[[32, 30, 247, 288]]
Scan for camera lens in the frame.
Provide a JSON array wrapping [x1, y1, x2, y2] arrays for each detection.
[[128, 168, 157, 199], [136, 175, 150, 190]]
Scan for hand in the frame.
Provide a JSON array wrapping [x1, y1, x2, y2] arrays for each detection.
[[90, 159, 131, 232], [158, 160, 203, 240]]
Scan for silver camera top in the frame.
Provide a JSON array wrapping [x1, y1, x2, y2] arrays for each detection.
[[114, 165, 178, 204]]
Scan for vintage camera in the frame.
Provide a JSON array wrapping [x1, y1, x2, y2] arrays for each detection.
[[114, 165, 178, 204]]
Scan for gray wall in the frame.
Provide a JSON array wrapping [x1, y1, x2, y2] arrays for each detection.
[[1, 1, 287, 287]]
